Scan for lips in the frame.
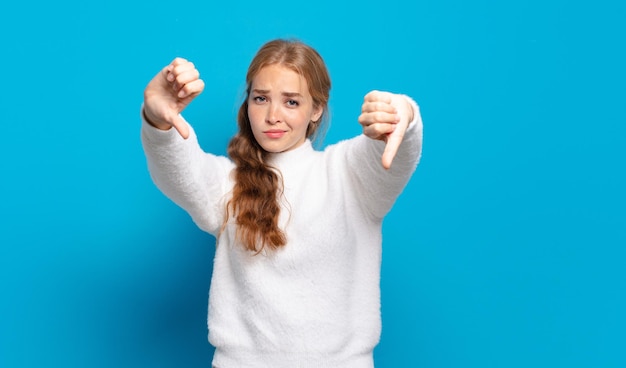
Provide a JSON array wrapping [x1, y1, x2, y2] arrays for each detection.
[[264, 129, 286, 139]]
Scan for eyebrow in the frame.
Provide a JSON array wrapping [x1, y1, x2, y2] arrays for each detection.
[[251, 89, 303, 98]]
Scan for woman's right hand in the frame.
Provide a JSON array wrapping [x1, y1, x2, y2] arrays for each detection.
[[143, 58, 205, 139]]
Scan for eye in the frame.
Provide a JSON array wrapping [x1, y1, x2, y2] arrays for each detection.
[[253, 96, 266, 103], [286, 99, 299, 107]]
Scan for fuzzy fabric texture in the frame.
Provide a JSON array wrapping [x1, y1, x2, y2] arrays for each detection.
[[141, 97, 423, 368]]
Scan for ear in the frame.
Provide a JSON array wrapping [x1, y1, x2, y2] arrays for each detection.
[[311, 104, 324, 123]]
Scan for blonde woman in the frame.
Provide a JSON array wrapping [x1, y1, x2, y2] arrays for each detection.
[[141, 39, 423, 367]]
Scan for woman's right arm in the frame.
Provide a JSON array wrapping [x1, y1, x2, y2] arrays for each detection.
[[143, 57, 205, 139], [141, 59, 232, 235]]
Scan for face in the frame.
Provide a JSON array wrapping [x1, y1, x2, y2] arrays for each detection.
[[248, 64, 323, 153]]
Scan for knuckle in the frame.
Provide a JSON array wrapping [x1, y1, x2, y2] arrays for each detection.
[[370, 123, 385, 135], [375, 112, 388, 122], [365, 90, 378, 101]]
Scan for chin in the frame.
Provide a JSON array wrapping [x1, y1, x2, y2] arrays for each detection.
[[255, 136, 304, 153], [258, 142, 285, 153]]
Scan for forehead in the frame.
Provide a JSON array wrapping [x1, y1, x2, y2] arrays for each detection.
[[251, 64, 309, 94]]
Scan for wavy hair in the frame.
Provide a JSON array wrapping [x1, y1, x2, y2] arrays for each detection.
[[225, 39, 331, 252]]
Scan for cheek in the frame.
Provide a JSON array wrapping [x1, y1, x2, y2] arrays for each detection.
[[247, 106, 263, 128], [287, 109, 309, 125]]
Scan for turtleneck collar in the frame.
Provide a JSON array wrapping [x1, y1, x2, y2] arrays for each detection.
[[266, 139, 315, 170]]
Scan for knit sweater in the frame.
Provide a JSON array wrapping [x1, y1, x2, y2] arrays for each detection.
[[140, 97, 423, 368]]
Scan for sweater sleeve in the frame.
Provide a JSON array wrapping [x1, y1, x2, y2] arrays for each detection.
[[344, 96, 423, 219], [140, 111, 233, 235]]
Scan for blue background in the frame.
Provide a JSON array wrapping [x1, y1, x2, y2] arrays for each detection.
[[1, 0, 624, 367]]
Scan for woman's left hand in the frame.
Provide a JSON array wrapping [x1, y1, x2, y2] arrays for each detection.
[[358, 90, 414, 169]]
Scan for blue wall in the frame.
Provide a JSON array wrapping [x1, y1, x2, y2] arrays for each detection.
[[1, 0, 624, 367]]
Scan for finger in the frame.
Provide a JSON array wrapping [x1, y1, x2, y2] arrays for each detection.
[[358, 111, 400, 127], [171, 57, 189, 67], [170, 114, 190, 140], [171, 61, 197, 79], [381, 122, 408, 170], [362, 122, 396, 140], [177, 78, 205, 99], [381, 136, 400, 170], [165, 57, 184, 71], [161, 64, 175, 83], [165, 58, 193, 82], [174, 68, 200, 87], [172, 69, 201, 94], [361, 101, 397, 115], [364, 90, 393, 104]]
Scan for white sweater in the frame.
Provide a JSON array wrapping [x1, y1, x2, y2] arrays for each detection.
[[141, 98, 423, 368]]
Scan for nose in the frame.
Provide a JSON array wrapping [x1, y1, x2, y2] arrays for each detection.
[[265, 103, 280, 125]]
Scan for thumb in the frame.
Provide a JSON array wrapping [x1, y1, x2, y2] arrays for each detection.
[[381, 123, 407, 169], [381, 137, 399, 170], [170, 114, 190, 140]]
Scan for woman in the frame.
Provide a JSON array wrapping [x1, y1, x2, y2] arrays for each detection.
[[141, 39, 423, 367]]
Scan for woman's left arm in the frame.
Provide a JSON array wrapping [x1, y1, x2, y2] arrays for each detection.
[[343, 90, 423, 219], [358, 90, 421, 170]]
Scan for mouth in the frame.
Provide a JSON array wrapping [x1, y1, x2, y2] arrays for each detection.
[[263, 129, 287, 139]]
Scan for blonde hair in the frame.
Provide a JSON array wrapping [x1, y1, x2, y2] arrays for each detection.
[[226, 39, 331, 252]]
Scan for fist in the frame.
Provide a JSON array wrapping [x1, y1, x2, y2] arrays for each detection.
[[143, 58, 205, 139], [358, 90, 414, 169]]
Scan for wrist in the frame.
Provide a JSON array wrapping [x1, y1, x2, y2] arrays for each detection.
[[142, 107, 171, 131]]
